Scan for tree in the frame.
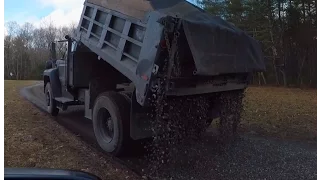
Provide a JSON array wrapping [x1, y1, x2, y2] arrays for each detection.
[[198, 0, 317, 87], [4, 21, 77, 80]]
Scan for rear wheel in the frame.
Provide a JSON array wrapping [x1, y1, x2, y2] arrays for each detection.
[[45, 83, 59, 116], [92, 92, 130, 156], [119, 92, 131, 103]]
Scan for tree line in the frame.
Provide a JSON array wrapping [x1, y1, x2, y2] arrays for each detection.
[[198, 0, 317, 88], [4, 0, 316, 87], [4, 21, 76, 80]]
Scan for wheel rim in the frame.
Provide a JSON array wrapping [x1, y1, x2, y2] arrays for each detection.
[[46, 91, 51, 106], [97, 108, 114, 143]]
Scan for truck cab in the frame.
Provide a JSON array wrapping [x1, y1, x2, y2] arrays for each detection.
[[43, 35, 141, 156], [44, 36, 83, 116]]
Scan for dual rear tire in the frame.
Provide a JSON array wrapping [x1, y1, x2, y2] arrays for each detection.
[[92, 92, 131, 156], [45, 82, 130, 156]]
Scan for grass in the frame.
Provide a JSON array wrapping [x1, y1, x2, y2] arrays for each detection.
[[4, 80, 140, 180], [241, 86, 317, 141]]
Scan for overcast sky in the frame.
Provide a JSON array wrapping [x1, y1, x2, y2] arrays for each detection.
[[5, 0, 84, 28], [4, 0, 197, 28]]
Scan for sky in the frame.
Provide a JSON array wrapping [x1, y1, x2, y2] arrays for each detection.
[[4, 0, 197, 30], [4, 0, 85, 28]]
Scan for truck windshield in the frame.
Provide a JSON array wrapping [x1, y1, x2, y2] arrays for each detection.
[[56, 42, 68, 60]]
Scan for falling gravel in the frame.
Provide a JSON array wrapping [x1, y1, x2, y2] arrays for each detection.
[[144, 74, 246, 179]]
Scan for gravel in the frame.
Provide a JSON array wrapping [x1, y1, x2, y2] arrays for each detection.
[[151, 133, 316, 179]]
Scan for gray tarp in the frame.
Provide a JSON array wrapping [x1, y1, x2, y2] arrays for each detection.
[[87, 0, 265, 75]]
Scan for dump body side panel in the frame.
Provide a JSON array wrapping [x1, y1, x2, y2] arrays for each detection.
[[76, 2, 164, 105], [85, 0, 265, 76]]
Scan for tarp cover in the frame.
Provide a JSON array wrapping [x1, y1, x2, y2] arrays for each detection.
[[87, 0, 265, 75]]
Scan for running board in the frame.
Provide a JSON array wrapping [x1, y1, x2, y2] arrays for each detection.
[[54, 97, 84, 110]]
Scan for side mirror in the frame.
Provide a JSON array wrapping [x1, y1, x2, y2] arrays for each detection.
[[45, 60, 53, 69], [50, 42, 57, 60]]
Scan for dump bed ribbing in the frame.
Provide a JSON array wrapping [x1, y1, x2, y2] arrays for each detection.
[[76, 0, 164, 86]]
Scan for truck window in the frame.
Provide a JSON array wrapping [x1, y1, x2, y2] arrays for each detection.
[[56, 42, 68, 60]]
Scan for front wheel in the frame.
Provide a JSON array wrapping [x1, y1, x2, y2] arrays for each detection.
[[45, 83, 59, 116], [92, 92, 130, 156]]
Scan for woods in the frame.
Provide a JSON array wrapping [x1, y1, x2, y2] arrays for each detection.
[[198, 0, 317, 87], [4, 0, 317, 87], [4, 21, 76, 80]]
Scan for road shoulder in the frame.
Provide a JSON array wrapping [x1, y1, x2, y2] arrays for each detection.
[[5, 80, 141, 180]]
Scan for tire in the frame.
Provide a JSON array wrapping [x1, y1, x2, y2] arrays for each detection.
[[92, 92, 130, 156], [119, 92, 131, 103], [45, 83, 59, 116]]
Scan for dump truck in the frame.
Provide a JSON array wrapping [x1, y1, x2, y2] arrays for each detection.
[[43, 0, 265, 156]]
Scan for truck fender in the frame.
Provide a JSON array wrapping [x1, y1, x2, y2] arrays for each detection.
[[43, 68, 62, 98]]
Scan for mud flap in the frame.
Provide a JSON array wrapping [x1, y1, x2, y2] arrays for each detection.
[[84, 89, 92, 120], [130, 90, 153, 140]]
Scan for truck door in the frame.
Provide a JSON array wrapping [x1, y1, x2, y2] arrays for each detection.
[[53, 39, 69, 88], [67, 40, 76, 87], [57, 60, 66, 87]]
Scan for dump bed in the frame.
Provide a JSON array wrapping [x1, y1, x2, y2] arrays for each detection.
[[76, 0, 164, 86], [75, 0, 265, 105]]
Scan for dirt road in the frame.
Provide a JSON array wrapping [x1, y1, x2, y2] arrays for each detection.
[[5, 81, 141, 180], [21, 83, 317, 180]]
